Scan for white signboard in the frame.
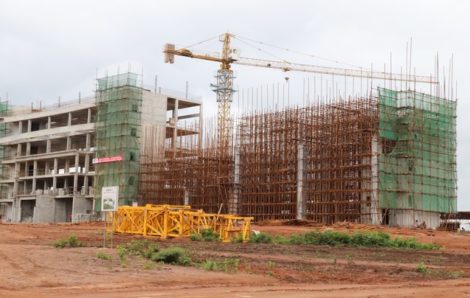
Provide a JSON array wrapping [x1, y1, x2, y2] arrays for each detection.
[[101, 186, 119, 212]]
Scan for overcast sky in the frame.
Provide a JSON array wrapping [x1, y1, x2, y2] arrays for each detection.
[[1, 0, 469, 210]]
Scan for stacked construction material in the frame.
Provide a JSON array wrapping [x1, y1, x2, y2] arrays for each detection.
[[112, 204, 253, 242]]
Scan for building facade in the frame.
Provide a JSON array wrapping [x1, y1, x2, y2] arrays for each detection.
[[0, 73, 201, 223]]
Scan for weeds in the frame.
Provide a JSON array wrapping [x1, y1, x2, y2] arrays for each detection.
[[117, 245, 127, 267], [416, 262, 428, 274], [249, 232, 273, 244], [266, 230, 439, 250], [53, 234, 82, 248], [201, 258, 240, 273], [150, 247, 191, 266], [143, 261, 156, 270], [96, 252, 112, 261], [190, 229, 219, 242]]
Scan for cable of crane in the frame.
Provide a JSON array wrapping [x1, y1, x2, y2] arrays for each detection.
[[182, 34, 221, 50], [233, 34, 363, 69], [233, 37, 294, 65]]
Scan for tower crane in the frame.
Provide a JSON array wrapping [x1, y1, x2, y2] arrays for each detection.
[[163, 33, 438, 150]]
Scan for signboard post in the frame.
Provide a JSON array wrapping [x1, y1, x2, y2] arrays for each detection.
[[101, 186, 119, 248]]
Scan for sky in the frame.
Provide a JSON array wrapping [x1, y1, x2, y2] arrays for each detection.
[[1, 0, 469, 210]]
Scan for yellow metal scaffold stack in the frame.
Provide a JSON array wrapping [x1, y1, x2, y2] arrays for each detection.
[[112, 204, 253, 242]]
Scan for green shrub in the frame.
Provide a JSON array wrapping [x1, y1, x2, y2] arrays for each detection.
[[96, 252, 112, 261], [202, 260, 218, 271], [201, 229, 219, 242], [143, 261, 156, 270], [190, 229, 219, 242], [222, 258, 240, 273], [190, 233, 203, 241], [142, 243, 160, 259], [350, 231, 390, 247], [53, 238, 68, 248], [272, 235, 289, 244], [249, 232, 273, 244], [53, 234, 82, 248], [117, 245, 127, 266], [125, 239, 150, 255], [416, 262, 428, 274], [230, 234, 244, 243], [151, 247, 191, 265]]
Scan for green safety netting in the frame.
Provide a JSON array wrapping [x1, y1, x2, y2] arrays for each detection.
[[94, 73, 142, 210], [378, 88, 457, 213]]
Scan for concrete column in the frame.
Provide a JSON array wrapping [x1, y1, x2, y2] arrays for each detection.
[[87, 108, 91, 123], [68, 112, 72, 126], [33, 160, 37, 176], [17, 143, 21, 157], [184, 189, 189, 205], [83, 154, 90, 195], [85, 133, 90, 150], [172, 99, 179, 156], [73, 153, 79, 193], [27, 120, 31, 132], [47, 116, 51, 129], [230, 144, 241, 215], [18, 121, 22, 133], [52, 158, 58, 189], [46, 139, 51, 153], [66, 137, 71, 150], [296, 144, 306, 220], [26, 142, 31, 155], [198, 104, 203, 148], [13, 163, 19, 196], [370, 135, 381, 225], [32, 160, 37, 193]]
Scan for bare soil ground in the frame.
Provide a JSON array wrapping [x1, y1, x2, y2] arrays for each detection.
[[1, 222, 470, 297]]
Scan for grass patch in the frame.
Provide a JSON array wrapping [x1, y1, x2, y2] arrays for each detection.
[[416, 262, 428, 274], [53, 234, 82, 248], [190, 229, 219, 242], [201, 258, 240, 273], [267, 230, 439, 250], [249, 232, 273, 244], [96, 251, 112, 261], [150, 246, 191, 265]]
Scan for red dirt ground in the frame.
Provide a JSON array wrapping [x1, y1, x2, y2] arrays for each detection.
[[1, 222, 470, 297]]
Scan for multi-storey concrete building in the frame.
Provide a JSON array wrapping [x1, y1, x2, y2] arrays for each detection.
[[0, 73, 201, 223]]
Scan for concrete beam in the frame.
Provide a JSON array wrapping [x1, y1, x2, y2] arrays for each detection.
[[0, 123, 95, 145]]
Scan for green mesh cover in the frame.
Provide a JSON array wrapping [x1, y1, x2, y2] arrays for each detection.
[[378, 88, 457, 213], [94, 73, 142, 210]]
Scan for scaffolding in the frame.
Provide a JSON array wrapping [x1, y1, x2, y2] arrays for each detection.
[[94, 73, 143, 210], [378, 88, 457, 214], [139, 87, 456, 225], [0, 101, 8, 199]]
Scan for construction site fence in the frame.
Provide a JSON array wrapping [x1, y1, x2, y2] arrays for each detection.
[[112, 204, 253, 242]]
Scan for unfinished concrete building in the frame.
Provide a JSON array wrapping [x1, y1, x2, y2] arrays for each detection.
[[0, 73, 202, 222], [140, 87, 457, 228]]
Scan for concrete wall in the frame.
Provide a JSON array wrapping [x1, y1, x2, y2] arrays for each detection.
[[32, 195, 55, 223], [140, 92, 168, 162], [54, 198, 68, 222], [0, 202, 13, 222], [72, 195, 92, 223], [20, 198, 35, 222], [387, 209, 441, 229]]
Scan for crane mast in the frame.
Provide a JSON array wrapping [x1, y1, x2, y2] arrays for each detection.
[[213, 33, 234, 153]]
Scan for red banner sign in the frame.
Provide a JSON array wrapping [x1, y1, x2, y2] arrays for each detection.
[[92, 155, 123, 164]]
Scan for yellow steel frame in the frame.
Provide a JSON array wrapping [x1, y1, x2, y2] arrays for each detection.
[[113, 204, 253, 242]]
